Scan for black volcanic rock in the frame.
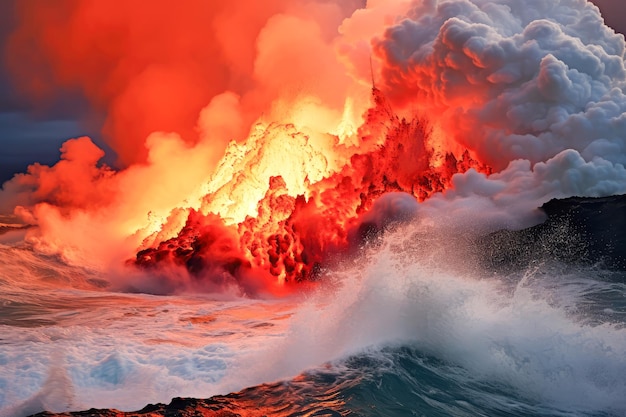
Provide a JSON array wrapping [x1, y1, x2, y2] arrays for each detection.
[[29, 396, 242, 417], [478, 194, 626, 271]]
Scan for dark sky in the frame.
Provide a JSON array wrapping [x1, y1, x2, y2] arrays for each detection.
[[0, 0, 625, 185], [0, 0, 105, 184]]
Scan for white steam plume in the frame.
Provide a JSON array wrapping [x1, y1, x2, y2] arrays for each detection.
[[356, 0, 626, 230]]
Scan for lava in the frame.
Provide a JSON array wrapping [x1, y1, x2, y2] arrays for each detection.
[[134, 88, 490, 292]]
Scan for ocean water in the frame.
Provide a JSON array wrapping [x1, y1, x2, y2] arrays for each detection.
[[1, 225, 625, 417]]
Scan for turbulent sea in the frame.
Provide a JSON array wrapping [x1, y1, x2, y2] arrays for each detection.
[[1, 226, 626, 417]]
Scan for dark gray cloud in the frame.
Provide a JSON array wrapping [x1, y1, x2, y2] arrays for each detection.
[[0, 113, 87, 184]]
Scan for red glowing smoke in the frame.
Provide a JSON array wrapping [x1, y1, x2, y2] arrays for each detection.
[[3, 0, 626, 295], [6, 0, 360, 166]]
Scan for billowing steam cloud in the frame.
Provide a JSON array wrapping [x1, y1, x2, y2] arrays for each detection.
[[370, 0, 626, 229], [2, 0, 626, 293]]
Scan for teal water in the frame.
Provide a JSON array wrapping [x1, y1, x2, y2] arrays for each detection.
[[228, 266, 626, 417]]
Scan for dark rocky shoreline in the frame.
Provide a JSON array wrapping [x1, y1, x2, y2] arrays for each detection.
[[477, 194, 626, 272], [31, 396, 244, 417]]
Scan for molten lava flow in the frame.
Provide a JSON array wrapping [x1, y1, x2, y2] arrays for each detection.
[[134, 89, 491, 292]]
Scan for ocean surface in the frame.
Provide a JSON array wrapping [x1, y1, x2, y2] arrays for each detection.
[[1, 225, 626, 417]]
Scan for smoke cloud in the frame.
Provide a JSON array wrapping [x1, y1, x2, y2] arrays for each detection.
[[2, 0, 367, 269], [366, 0, 626, 229], [2, 0, 626, 293], [5, 0, 364, 166]]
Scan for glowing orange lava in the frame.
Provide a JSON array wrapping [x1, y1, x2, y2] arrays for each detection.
[[4, 1, 499, 295], [134, 89, 491, 293]]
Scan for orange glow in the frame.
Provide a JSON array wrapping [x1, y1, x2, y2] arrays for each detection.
[[135, 89, 491, 291], [6, 0, 305, 166], [4, 1, 494, 294]]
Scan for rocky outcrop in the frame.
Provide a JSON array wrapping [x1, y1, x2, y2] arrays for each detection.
[[477, 194, 626, 271], [30, 396, 244, 417]]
